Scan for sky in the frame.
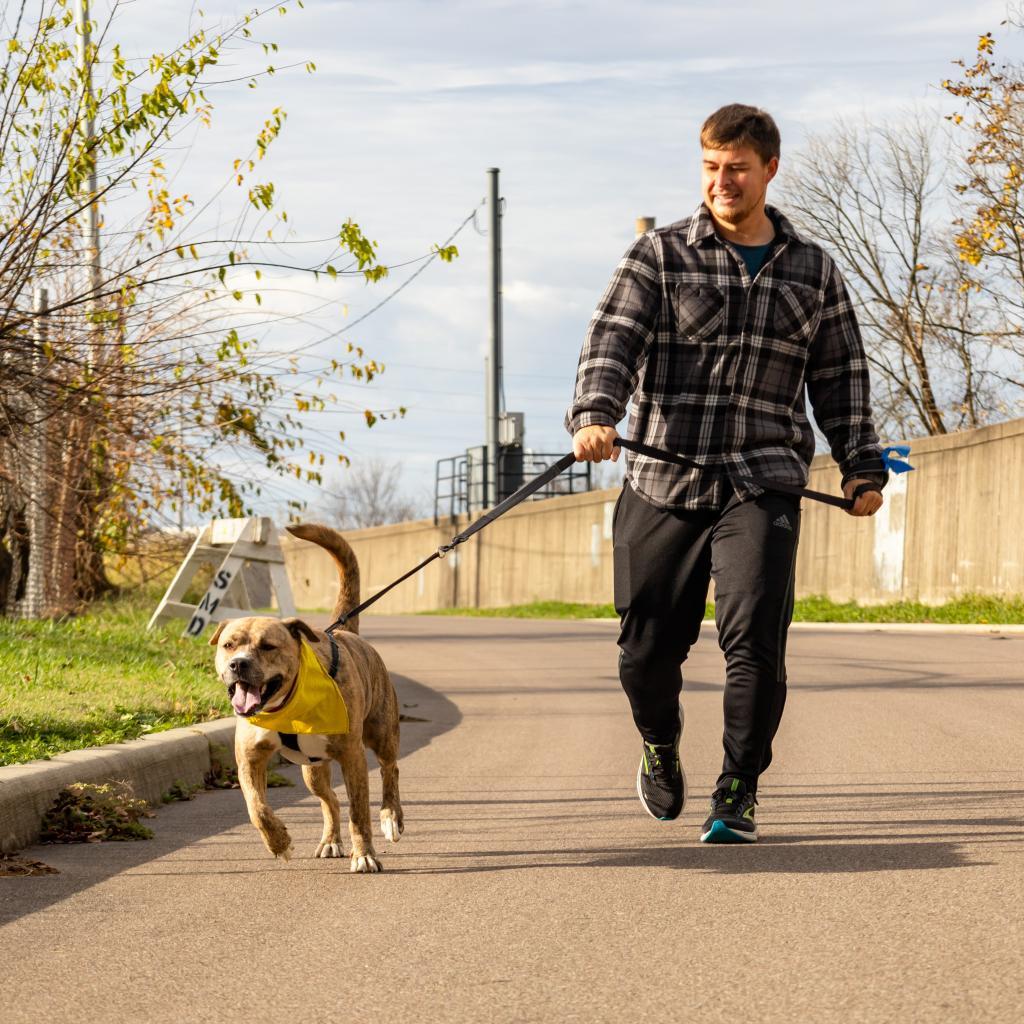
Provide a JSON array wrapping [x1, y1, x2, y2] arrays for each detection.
[[108, 0, 1014, 520]]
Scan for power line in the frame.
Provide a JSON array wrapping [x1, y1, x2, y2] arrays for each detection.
[[286, 200, 486, 356]]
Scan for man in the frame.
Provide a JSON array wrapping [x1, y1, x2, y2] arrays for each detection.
[[567, 104, 886, 844]]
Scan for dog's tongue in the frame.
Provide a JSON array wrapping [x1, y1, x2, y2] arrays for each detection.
[[231, 684, 262, 716]]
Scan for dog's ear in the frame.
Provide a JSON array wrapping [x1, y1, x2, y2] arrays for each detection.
[[282, 617, 319, 644], [208, 621, 227, 647]]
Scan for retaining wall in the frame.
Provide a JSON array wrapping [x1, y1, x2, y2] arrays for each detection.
[[280, 418, 1024, 611]]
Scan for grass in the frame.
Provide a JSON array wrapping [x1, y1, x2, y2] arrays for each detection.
[[424, 593, 1024, 625], [0, 588, 228, 767]]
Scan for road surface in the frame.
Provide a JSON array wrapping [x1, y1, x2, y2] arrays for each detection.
[[3, 617, 1023, 1023]]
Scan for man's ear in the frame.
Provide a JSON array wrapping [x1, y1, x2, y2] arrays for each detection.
[[209, 621, 227, 646], [282, 617, 320, 644]]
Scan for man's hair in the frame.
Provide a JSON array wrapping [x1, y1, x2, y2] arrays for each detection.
[[700, 104, 780, 164]]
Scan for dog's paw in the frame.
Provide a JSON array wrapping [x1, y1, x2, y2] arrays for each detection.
[[350, 852, 383, 874], [314, 841, 344, 859], [380, 809, 403, 843], [273, 842, 294, 862]]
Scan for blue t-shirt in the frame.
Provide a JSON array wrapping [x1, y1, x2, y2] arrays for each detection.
[[730, 238, 775, 278]]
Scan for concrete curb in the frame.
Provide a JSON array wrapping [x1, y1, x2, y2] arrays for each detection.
[[578, 618, 1024, 635], [786, 621, 1024, 634], [0, 718, 238, 854]]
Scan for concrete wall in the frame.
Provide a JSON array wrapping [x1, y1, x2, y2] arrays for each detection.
[[797, 417, 1024, 603], [281, 418, 1024, 612], [281, 485, 619, 613]]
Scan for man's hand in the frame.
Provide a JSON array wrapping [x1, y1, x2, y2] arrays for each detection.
[[843, 478, 884, 517], [573, 425, 620, 463]]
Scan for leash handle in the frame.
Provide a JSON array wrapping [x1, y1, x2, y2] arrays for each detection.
[[612, 437, 855, 510]]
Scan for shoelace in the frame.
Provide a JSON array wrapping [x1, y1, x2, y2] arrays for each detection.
[[644, 744, 679, 784], [711, 787, 758, 813]]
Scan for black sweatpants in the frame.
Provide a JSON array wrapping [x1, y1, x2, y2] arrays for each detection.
[[613, 479, 801, 794]]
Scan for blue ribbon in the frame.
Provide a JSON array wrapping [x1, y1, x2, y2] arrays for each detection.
[[881, 444, 914, 474]]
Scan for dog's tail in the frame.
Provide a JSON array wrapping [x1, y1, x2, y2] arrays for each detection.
[[284, 523, 361, 634]]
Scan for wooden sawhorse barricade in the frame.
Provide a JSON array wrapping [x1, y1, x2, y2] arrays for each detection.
[[147, 517, 296, 638]]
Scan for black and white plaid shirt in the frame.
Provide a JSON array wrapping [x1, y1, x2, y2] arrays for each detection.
[[566, 203, 887, 509]]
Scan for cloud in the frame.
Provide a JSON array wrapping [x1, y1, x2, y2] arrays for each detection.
[[503, 279, 589, 315]]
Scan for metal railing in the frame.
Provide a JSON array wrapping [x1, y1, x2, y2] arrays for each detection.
[[434, 449, 591, 523]]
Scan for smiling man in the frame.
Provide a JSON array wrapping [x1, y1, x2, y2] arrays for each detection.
[[567, 103, 887, 843]]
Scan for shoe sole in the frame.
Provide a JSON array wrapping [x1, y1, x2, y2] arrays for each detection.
[[699, 818, 758, 843], [636, 759, 688, 822]]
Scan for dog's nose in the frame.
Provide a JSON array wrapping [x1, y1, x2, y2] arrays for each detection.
[[229, 657, 251, 676]]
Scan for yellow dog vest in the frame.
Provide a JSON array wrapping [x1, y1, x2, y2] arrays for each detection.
[[248, 639, 349, 735]]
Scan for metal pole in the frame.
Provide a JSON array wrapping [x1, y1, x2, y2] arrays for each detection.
[[487, 168, 503, 507], [76, 0, 102, 369], [24, 287, 50, 618], [483, 353, 491, 508], [178, 337, 186, 531]]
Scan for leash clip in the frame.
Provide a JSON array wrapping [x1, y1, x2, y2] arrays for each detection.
[[437, 536, 463, 559]]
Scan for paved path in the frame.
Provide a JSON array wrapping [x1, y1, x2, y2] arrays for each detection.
[[4, 617, 1023, 1023]]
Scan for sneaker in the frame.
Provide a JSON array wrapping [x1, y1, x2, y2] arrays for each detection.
[[700, 777, 758, 843], [636, 735, 687, 821]]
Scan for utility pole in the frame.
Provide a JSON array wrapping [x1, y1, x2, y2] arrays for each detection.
[[486, 168, 503, 508], [636, 216, 655, 236]]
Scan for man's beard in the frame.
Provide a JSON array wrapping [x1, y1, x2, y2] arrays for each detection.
[[710, 192, 757, 225]]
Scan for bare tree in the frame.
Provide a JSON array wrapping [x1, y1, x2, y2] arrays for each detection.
[[329, 459, 426, 530], [778, 113, 1014, 439]]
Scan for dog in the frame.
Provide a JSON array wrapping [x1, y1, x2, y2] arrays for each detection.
[[210, 523, 403, 873]]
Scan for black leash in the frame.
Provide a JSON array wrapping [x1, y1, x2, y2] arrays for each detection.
[[614, 438, 857, 510], [325, 438, 867, 633]]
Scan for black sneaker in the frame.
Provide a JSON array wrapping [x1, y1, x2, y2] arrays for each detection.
[[700, 777, 758, 843], [636, 735, 686, 821]]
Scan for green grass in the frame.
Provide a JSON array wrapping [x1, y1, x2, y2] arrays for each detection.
[[789, 594, 1024, 624], [424, 594, 1024, 625], [0, 589, 228, 767]]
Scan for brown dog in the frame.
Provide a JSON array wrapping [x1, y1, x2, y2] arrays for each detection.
[[210, 523, 403, 873]]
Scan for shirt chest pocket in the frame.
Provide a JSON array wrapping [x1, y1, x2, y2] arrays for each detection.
[[771, 282, 823, 343], [674, 283, 725, 341]]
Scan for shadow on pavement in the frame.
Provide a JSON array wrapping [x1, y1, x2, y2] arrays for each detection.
[[788, 656, 1019, 692], [399, 838, 996, 876], [141, 834, 999, 878], [0, 673, 460, 926]]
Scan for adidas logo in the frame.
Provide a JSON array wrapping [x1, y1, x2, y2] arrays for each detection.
[[772, 514, 792, 531]]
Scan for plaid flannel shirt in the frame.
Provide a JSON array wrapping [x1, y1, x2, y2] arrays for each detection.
[[566, 203, 888, 509]]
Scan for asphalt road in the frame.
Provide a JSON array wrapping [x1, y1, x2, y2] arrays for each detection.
[[3, 616, 1023, 1023]]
